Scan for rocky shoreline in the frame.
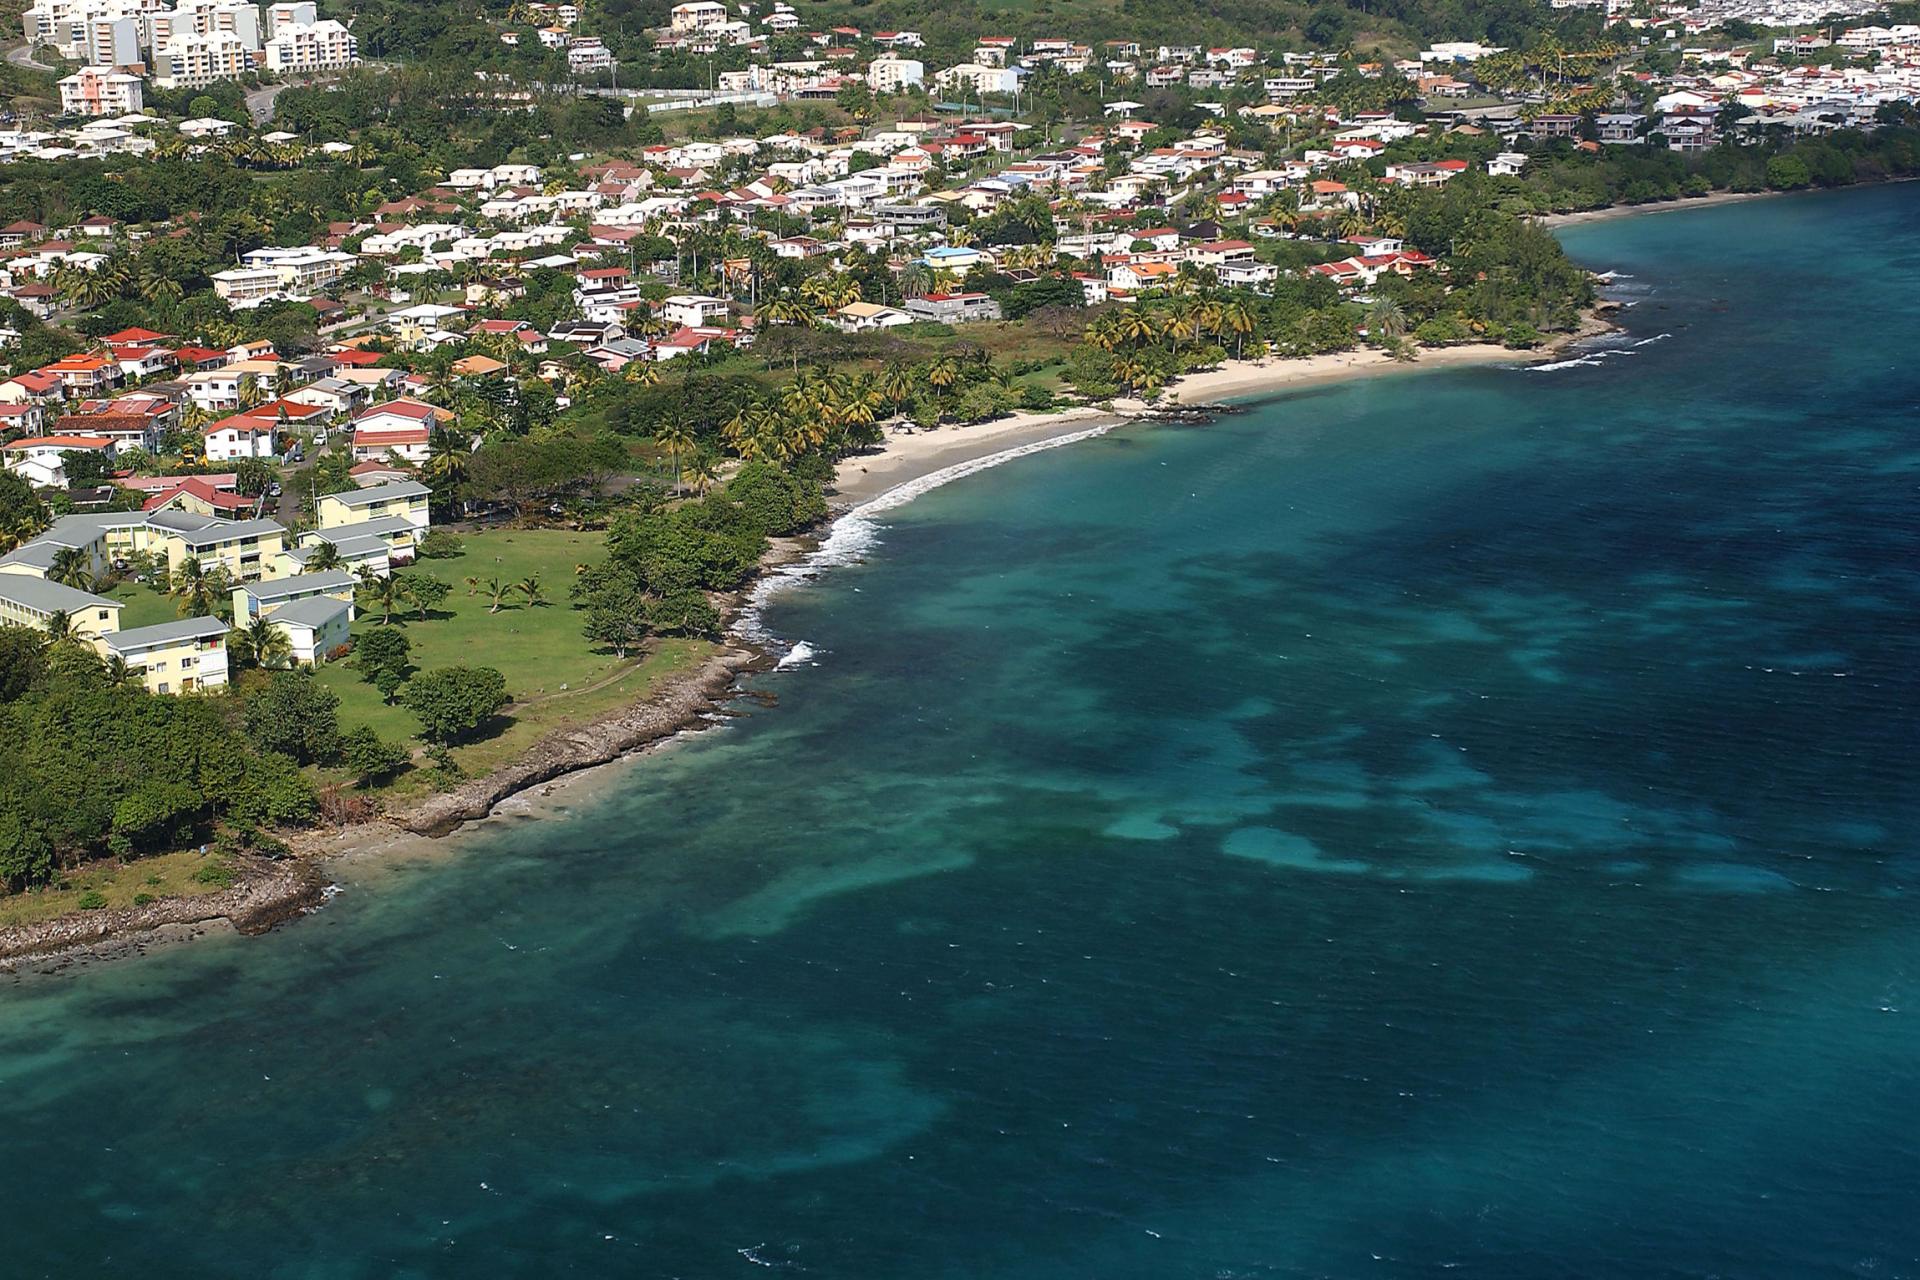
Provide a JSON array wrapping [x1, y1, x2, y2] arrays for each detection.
[[0, 856, 326, 972], [389, 644, 768, 836]]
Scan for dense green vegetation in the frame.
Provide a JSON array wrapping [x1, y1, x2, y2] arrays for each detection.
[[0, 634, 316, 891]]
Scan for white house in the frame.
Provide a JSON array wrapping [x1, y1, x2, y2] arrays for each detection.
[[2, 433, 114, 487]]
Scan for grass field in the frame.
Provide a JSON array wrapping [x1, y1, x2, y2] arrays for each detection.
[[312, 529, 721, 795], [108, 580, 187, 629], [0, 848, 235, 930]]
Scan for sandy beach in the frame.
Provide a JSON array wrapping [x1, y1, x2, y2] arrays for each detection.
[[831, 342, 1522, 505], [1536, 189, 1777, 228]]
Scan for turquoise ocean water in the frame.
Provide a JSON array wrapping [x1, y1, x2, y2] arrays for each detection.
[[4, 185, 1919, 1277]]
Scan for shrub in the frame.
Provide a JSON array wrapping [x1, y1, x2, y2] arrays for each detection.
[[416, 529, 464, 558], [192, 862, 235, 889], [76, 890, 107, 910], [132, 893, 155, 906]]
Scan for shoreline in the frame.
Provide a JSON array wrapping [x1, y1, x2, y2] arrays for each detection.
[[1537, 175, 1920, 228], [0, 316, 1615, 971]]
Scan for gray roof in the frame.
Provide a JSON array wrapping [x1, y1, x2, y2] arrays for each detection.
[[0, 574, 121, 615], [246, 569, 358, 602], [306, 515, 415, 544], [327, 480, 429, 507], [322, 535, 392, 561], [144, 509, 221, 534], [0, 543, 62, 570], [177, 517, 285, 547], [267, 593, 352, 630], [101, 615, 228, 653]]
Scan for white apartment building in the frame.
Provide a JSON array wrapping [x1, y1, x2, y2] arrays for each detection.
[[58, 64, 145, 116], [934, 62, 1022, 98], [21, 0, 164, 61], [151, 0, 259, 48], [211, 246, 352, 306], [867, 54, 924, 92], [82, 15, 139, 63], [263, 17, 354, 71], [263, 0, 313, 35], [567, 36, 611, 71], [154, 30, 254, 87], [669, 0, 726, 31]]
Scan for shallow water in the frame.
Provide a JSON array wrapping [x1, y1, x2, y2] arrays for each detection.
[[3, 185, 1919, 1278]]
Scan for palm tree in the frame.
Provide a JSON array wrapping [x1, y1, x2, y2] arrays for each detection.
[[924, 356, 961, 398], [1219, 299, 1258, 360], [654, 418, 695, 495], [232, 615, 292, 669], [425, 426, 473, 499], [516, 576, 546, 607], [899, 260, 932, 300], [171, 556, 221, 617], [136, 258, 184, 308], [305, 542, 343, 572], [48, 546, 94, 591], [1115, 306, 1158, 347], [878, 360, 916, 407], [43, 609, 94, 645], [102, 654, 135, 687], [356, 567, 411, 625], [484, 575, 513, 614], [1369, 298, 1408, 341], [686, 454, 721, 495]]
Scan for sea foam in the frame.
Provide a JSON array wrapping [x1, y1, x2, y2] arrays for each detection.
[[733, 421, 1118, 657]]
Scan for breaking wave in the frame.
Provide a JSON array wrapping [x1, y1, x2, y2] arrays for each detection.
[[733, 421, 1120, 657]]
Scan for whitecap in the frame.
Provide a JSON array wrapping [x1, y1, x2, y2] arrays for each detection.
[[733, 422, 1119, 654]]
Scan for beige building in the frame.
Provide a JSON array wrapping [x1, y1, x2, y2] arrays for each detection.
[[95, 616, 231, 693]]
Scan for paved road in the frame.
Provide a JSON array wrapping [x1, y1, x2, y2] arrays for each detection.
[[244, 82, 290, 125], [5, 42, 57, 73]]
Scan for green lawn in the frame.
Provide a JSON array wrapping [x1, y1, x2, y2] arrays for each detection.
[[312, 529, 721, 791], [108, 580, 186, 629]]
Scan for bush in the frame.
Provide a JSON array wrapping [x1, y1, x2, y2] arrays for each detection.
[[416, 529, 464, 558], [76, 890, 107, 910], [132, 893, 155, 906], [192, 862, 235, 888], [1018, 384, 1055, 412]]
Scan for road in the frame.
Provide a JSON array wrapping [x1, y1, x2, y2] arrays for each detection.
[[244, 82, 290, 125], [5, 43, 57, 73]]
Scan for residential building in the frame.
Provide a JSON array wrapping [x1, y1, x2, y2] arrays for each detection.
[[567, 37, 611, 72], [231, 568, 358, 623], [0, 573, 122, 636], [904, 292, 1002, 323], [154, 30, 254, 88], [3, 433, 115, 487], [263, 17, 355, 71], [58, 64, 144, 116], [316, 479, 430, 532], [350, 399, 440, 463], [96, 616, 230, 693]]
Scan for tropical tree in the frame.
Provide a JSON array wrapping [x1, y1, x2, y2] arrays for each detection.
[[355, 566, 412, 625], [516, 576, 546, 607], [170, 556, 225, 618], [48, 546, 94, 591], [654, 418, 696, 495], [1369, 298, 1408, 341], [231, 615, 293, 670]]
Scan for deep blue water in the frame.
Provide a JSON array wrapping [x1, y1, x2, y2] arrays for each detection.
[[4, 185, 1919, 1278]]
